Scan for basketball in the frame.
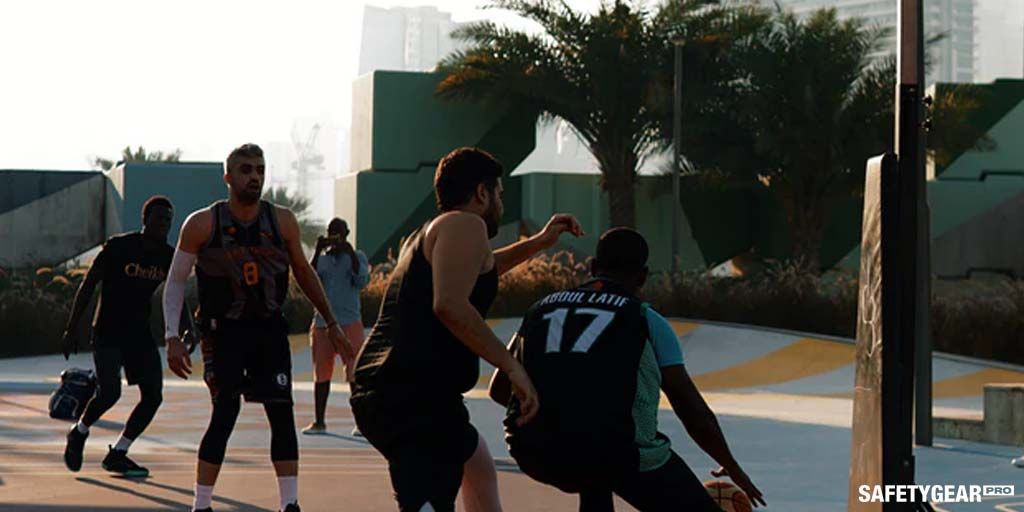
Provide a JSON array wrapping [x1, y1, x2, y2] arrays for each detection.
[[704, 480, 753, 512]]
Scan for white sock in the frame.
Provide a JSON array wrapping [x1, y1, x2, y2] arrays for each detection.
[[193, 483, 214, 510], [75, 420, 89, 434], [278, 476, 298, 509], [113, 434, 133, 453]]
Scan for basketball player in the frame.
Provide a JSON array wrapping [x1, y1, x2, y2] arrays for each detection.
[[162, 143, 352, 512], [490, 228, 766, 511], [302, 218, 369, 436], [350, 147, 583, 511], [61, 196, 178, 478]]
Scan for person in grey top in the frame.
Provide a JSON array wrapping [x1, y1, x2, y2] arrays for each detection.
[[302, 218, 370, 436]]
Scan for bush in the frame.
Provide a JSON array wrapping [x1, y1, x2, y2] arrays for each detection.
[[0, 266, 85, 358], [5, 255, 1024, 366], [643, 261, 859, 338]]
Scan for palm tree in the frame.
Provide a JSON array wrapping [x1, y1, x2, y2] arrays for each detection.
[[264, 187, 323, 248], [706, 8, 991, 271], [91, 146, 183, 171], [436, 0, 766, 228]]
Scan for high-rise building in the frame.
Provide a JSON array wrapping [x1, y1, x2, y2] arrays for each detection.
[[358, 5, 464, 75], [775, 0, 976, 84]]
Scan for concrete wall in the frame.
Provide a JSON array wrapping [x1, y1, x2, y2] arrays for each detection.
[[1, 162, 226, 268], [0, 174, 108, 266], [0, 170, 96, 215]]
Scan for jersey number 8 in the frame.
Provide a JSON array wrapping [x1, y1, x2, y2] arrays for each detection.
[[243, 262, 260, 286]]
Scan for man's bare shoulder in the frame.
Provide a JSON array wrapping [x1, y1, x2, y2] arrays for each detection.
[[272, 204, 298, 223], [430, 211, 487, 236], [178, 207, 214, 248], [182, 207, 213, 230]]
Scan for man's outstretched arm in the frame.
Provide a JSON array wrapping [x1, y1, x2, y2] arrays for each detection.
[[493, 214, 584, 275], [61, 248, 107, 358], [662, 366, 766, 507]]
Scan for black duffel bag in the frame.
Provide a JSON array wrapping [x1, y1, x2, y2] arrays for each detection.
[[48, 368, 96, 420]]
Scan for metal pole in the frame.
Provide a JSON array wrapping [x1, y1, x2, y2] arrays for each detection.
[[896, 0, 932, 450], [671, 41, 683, 273], [890, 0, 929, 507]]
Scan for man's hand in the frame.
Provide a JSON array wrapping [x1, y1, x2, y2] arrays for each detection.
[[61, 330, 79, 360], [506, 363, 539, 426], [327, 323, 355, 366], [534, 214, 585, 250], [315, 236, 331, 252], [166, 337, 192, 379], [712, 466, 767, 507]]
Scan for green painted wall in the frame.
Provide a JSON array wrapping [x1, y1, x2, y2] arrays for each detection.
[[342, 72, 1024, 275], [117, 161, 225, 244], [341, 71, 536, 263], [933, 80, 1024, 179]]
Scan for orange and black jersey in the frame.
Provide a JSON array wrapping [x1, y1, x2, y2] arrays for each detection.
[[195, 200, 290, 324]]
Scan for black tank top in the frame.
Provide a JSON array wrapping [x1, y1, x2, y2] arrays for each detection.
[[353, 220, 499, 399], [195, 200, 290, 323]]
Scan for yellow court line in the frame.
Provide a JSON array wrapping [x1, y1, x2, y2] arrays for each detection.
[[668, 320, 700, 339], [691, 338, 856, 392], [827, 367, 1024, 399], [932, 368, 1024, 399]]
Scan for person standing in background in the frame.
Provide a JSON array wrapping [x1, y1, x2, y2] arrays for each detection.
[[302, 218, 370, 436]]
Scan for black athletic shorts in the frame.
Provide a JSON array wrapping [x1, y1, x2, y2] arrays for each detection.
[[200, 316, 292, 404], [92, 339, 162, 388], [577, 451, 723, 512], [350, 391, 479, 511]]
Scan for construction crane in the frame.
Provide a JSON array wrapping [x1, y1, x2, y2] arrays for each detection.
[[291, 122, 326, 200]]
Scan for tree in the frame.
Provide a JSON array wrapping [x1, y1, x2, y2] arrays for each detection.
[[92, 146, 183, 171], [264, 187, 323, 248], [693, 8, 992, 271], [436, 0, 766, 228]]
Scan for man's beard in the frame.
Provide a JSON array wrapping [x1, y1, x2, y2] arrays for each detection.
[[235, 186, 261, 205], [484, 204, 500, 239]]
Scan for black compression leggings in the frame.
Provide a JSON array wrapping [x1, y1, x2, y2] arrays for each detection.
[[198, 398, 298, 465]]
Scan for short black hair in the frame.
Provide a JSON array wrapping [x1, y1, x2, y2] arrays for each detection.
[[226, 143, 264, 173], [434, 147, 503, 212], [141, 195, 173, 222], [594, 228, 648, 273], [327, 218, 348, 233]]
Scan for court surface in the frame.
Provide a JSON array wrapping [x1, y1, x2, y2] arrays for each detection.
[[1, 319, 1022, 511]]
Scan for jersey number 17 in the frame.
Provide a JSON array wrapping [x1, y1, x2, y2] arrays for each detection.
[[541, 308, 615, 355]]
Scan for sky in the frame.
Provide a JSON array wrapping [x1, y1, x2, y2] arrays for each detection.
[[0, 0, 1021, 173]]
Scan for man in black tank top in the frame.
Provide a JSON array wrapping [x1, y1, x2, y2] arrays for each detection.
[[61, 196, 179, 478], [350, 147, 584, 512], [161, 144, 353, 512]]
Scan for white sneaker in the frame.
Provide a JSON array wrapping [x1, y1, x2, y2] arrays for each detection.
[[1012, 456, 1024, 468], [302, 422, 327, 436]]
